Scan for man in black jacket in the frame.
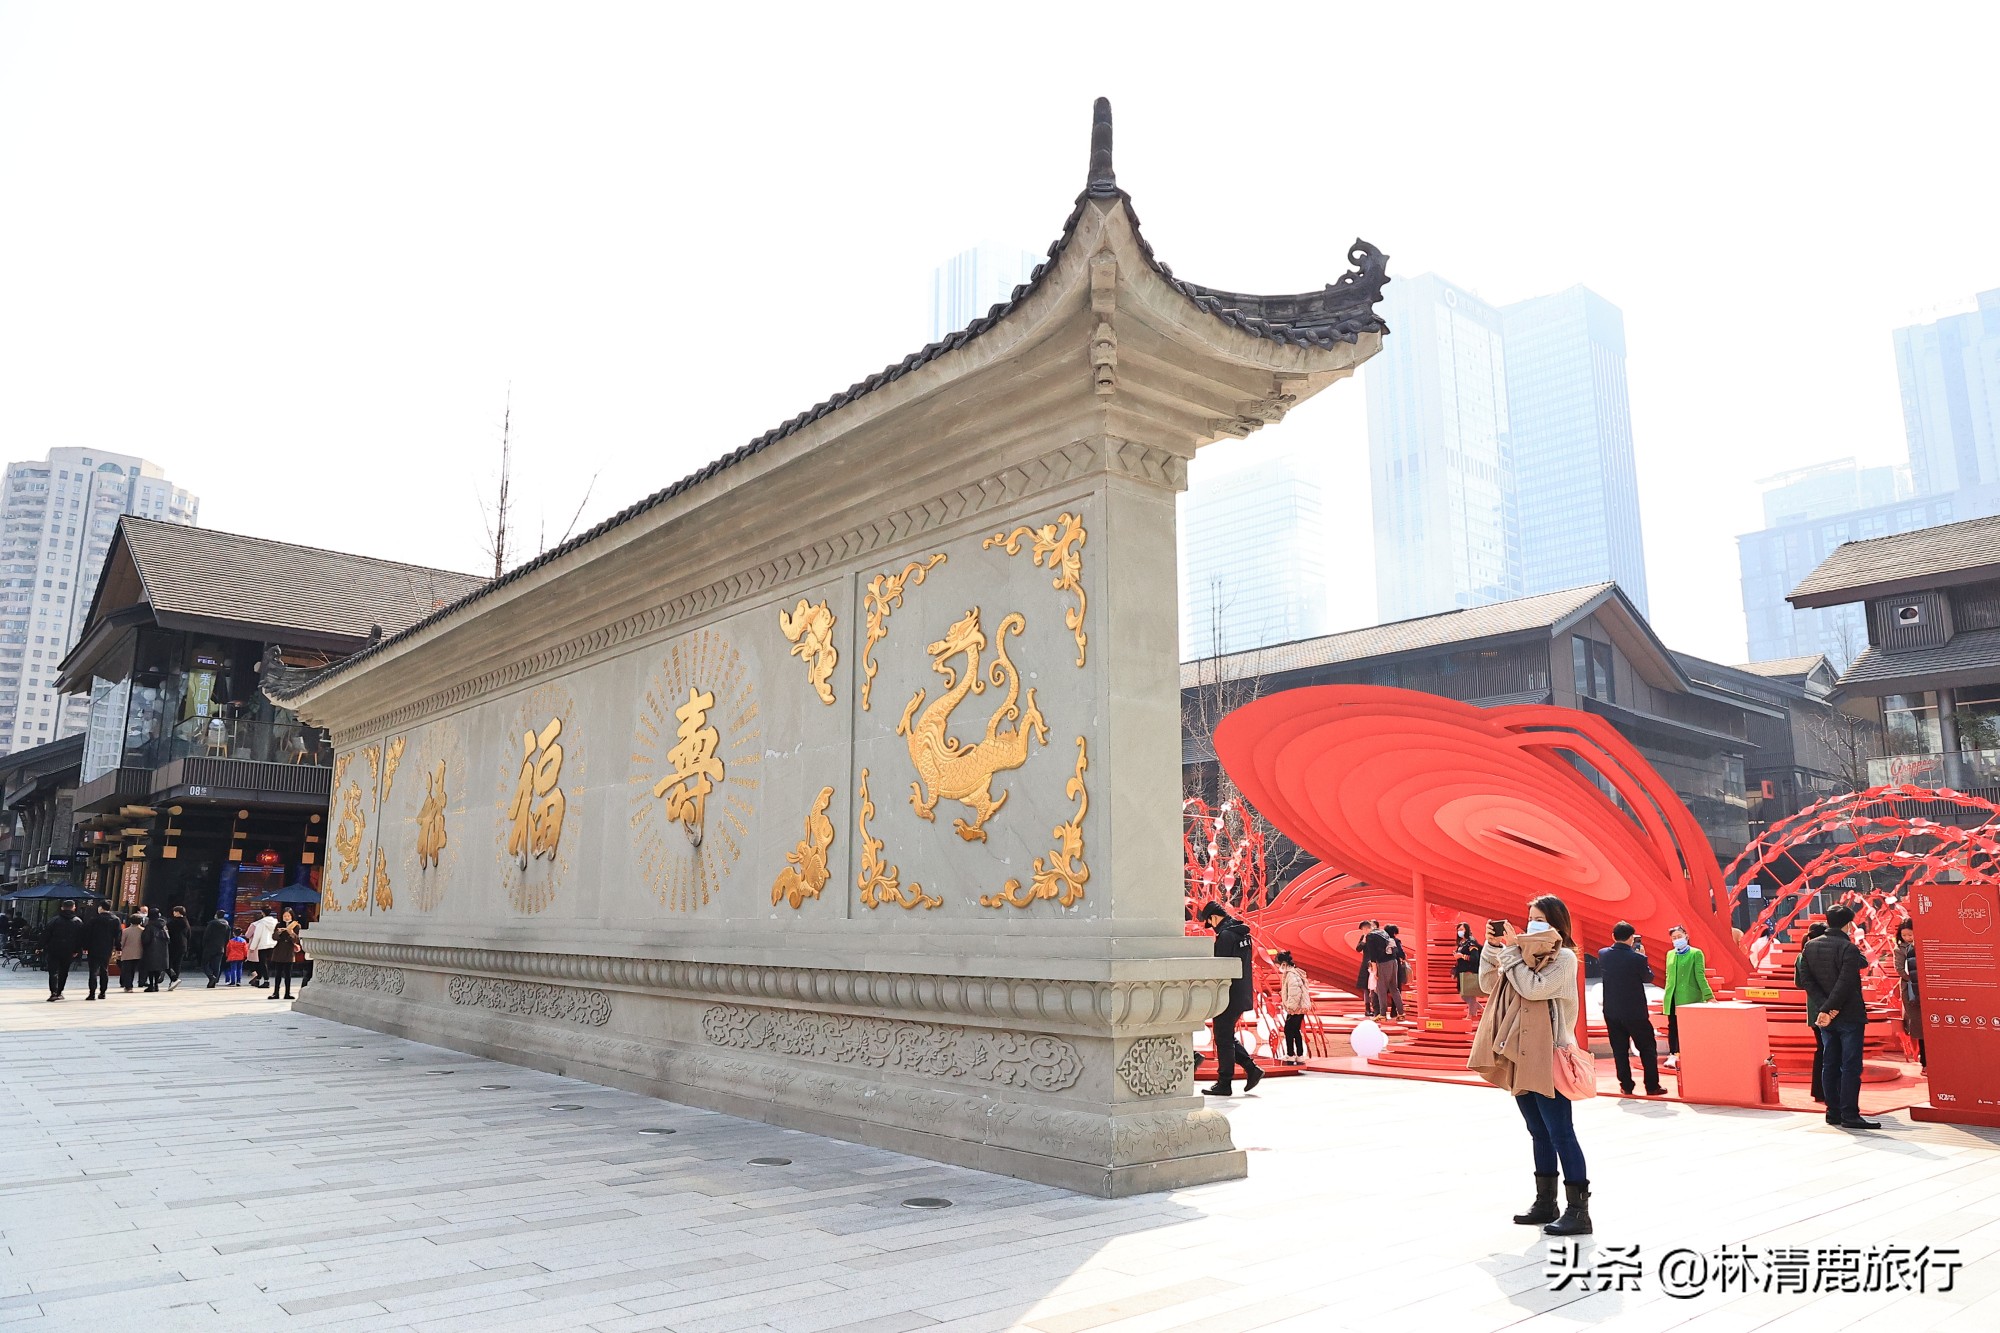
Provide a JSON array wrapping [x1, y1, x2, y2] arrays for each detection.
[[1200, 902, 1262, 1097], [83, 903, 123, 1000], [1598, 922, 1664, 1095], [1354, 920, 1378, 1016], [43, 900, 85, 1001], [1800, 905, 1877, 1129], [200, 911, 233, 988]]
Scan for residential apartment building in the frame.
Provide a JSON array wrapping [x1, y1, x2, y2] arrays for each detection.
[[0, 449, 198, 756]]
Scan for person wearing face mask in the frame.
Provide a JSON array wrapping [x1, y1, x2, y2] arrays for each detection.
[[1659, 925, 1712, 1071], [1469, 895, 1592, 1236]]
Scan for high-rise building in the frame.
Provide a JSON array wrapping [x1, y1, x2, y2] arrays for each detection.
[[0, 449, 198, 755], [1179, 453, 1330, 660], [1366, 273, 1519, 622], [1740, 286, 2000, 666], [1501, 286, 1650, 615], [1737, 466, 1979, 667], [1894, 288, 2000, 497], [927, 245, 1044, 344]]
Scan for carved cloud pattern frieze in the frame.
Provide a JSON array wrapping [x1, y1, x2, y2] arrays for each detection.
[[447, 975, 612, 1027], [700, 1004, 1082, 1092]]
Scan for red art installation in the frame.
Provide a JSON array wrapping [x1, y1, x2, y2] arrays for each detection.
[[1212, 686, 1748, 988]]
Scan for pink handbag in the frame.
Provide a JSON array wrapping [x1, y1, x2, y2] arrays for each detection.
[[1553, 1042, 1598, 1100]]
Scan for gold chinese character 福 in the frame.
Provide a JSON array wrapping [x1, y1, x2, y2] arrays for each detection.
[[653, 686, 723, 846], [507, 718, 566, 866], [417, 760, 448, 870]]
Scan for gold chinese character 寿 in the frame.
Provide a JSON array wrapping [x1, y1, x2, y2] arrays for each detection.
[[654, 686, 724, 846]]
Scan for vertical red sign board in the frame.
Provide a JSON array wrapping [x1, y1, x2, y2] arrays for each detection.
[[1910, 884, 2000, 1129]]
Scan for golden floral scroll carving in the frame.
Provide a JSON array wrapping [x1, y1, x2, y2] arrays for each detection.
[[778, 599, 839, 705], [372, 846, 393, 911], [772, 785, 836, 909], [860, 553, 945, 711], [382, 735, 407, 799], [981, 736, 1090, 910], [985, 512, 1087, 666], [857, 768, 939, 910]]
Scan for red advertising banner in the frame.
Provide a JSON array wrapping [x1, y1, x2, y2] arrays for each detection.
[[1910, 883, 2000, 1129]]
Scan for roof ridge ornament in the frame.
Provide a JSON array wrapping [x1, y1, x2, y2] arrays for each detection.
[[1086, 97, 1117, 197]]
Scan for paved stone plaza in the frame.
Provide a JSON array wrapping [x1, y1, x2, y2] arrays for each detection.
[[5, 968, 2000, 1332]]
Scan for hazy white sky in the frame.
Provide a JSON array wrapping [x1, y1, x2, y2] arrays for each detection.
[[0, 3, 1992, 663]]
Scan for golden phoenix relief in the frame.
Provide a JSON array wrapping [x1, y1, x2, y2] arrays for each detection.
[[897, 607, 1047, 843], [778, 598, 839, 705], [772, 785, 836, 909], [493, 685, 581, 915], [985, 512, 1088, 667], [630, 630, 759, 912]]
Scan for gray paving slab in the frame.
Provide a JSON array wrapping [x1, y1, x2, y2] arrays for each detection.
[[6, 968, 2000, 1332]]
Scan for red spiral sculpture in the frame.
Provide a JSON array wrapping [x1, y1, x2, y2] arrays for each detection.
[[1213, 685, 1748, 987]]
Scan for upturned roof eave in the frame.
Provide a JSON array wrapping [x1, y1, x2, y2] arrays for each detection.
[[277, 97, 1390, 715]]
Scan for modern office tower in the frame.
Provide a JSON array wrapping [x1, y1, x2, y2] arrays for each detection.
[[1366, 273, 1520, 622], [1180, 452, 1330, 660], [1894, 288, 2000, 497], [1758, 458, 1908, 527], [1737, 462, 1990, 666], [1501, 286, 1651, 616], [0, 450, 198, 754], [927, 245, 1044, 343]]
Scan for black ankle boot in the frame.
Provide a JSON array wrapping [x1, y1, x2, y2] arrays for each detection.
[[1544, 1179, 1592, 1236], [1513, 1173, 1558, 1225]]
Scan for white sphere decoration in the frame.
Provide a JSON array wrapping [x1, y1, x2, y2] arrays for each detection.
[[1350, 1019, 1389, 1062]]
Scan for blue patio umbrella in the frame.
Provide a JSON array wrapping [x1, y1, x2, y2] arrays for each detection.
[[254, 882, 322, 905]]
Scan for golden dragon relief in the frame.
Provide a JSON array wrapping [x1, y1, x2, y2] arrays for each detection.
[[896, 607, 1048, 842]]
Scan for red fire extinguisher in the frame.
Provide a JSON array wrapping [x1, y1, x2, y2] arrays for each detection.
[[1758, 1057, 1781, 1105]]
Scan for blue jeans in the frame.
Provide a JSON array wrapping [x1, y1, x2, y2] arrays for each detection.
[[1516, 1090, 1587, 1181], [1818, 1022, 1865, 1121]]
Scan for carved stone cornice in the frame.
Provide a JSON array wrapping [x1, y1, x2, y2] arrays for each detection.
[[309, 938, 1228, 1033], [330, 435, 1185, 746]]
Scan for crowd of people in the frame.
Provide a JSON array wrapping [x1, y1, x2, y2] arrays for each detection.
[[13, 901, 312, 1002], [1197, 889, 1928, 1240]]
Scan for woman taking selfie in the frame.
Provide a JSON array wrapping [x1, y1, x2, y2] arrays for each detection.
[[1468, 894, 1592, 1236]]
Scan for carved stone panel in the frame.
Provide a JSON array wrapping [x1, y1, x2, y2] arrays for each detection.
[[1116, 1034, 1196, 1097], [701, 1004, 1082, 1092], [447, 975, 611, 1027], [320, 961, 406, 995]]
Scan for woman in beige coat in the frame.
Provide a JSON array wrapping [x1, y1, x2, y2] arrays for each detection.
[[117, 916, 145, 993], [1471, 894, 1591, 1237]]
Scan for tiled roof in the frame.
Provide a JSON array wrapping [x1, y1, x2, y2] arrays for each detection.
[[1789, 512, 2000, 606], [1180, 584, 1614, 688], [280, 99, 1390, 700], [117, 518, 486, 643], [1732, 655, 1828, 679], [1836, 627, 2000, 690]]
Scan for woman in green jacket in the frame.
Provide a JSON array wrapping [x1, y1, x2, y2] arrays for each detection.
[[1660, 924, 1713, 1066]]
